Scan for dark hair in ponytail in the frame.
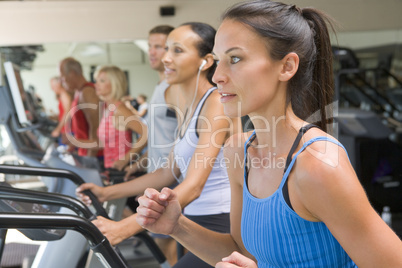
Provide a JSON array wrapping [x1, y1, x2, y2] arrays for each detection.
[[222, 1, 336, 132], [181, 22, 217, 86]]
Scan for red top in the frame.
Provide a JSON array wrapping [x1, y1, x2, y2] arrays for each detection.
[[58, 99, 65, 133], [70, 82, 103, 157], [97, 102, 132, 168]]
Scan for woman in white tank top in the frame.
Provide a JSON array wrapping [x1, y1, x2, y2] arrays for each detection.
[[77, 22, 240, 267]]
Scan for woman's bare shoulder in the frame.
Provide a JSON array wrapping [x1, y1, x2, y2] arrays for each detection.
[[294, 132, 355, 197]]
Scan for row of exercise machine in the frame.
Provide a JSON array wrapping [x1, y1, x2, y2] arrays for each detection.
[[333, 47, 402, 217], [0, 61, 169, 267]]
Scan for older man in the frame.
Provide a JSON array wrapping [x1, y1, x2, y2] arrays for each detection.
[[59, 57, 102, 157]]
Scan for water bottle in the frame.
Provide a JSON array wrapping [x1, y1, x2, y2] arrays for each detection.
[[381, 206, 392, 227]]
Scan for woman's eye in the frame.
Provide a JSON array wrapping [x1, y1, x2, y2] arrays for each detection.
[[174, 47, 182, 53], [230, 56, 240, 64]]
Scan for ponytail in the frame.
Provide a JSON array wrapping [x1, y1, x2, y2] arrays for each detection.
[[301, 8, 336, 132]]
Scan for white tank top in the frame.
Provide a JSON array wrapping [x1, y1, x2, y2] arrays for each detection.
[[173, 87, 231, 216]]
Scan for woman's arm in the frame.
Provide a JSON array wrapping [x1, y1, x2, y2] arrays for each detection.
[[76, 150, 180, 245], [112, 104, 148, 170], [215, 251, 257, 268], [296, 140, 402, 267], [80, 86, 101, 156], [76, 161, 177, 204], [124, 151, 148, 181], [172, 91, 235, 207], [138, 187, 241, 265], [90, 213, 145, 245], [173, 132, 254, 265], [137, 103, 148, 117], [51, 91, 72, 137], [137, 133, 254, 266]]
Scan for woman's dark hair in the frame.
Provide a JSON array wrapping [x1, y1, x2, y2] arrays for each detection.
[[181, 22, 217, 86], [222, 0, 336, 132]]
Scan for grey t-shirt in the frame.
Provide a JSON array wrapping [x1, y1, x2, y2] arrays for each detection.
[[144, 80, 178, 172]]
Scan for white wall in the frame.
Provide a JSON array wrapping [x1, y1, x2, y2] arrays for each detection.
[[335, 29, 402, 50], [0, 0, 235, 45], [1, 0, 402, 46]]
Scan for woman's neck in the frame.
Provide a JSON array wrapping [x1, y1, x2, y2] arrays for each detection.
[[105, 98, 119, 106], [177, 76, 212, 108], [249, 105, 305, 151], [175, 76, 212, 133]]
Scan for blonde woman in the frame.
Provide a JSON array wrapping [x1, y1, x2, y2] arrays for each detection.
[[94, 65, 147, 170]]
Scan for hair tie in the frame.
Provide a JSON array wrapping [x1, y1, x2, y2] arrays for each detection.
[[292, 5, 316, 36], [290, 4, 302, 15]]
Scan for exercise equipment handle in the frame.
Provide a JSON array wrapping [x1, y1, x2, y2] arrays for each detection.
[[0, 212, 127, 268], [0, 164, 108, 218], [0, 185, 95, 220]]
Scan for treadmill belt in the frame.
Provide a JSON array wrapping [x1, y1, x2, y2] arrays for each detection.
[[0, 242, 39, 267]]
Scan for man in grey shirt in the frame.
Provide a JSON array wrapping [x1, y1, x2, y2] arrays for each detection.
[[124, 25, 179, 266]]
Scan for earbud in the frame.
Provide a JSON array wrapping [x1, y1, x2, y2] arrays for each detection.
[[199, 59, 207, 70]]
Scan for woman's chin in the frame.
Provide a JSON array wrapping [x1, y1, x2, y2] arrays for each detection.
[[165, 75, 178, 85], [223, 106, 244, 118]]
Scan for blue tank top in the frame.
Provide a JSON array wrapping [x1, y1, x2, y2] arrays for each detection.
[[241, 130, 357, 267]]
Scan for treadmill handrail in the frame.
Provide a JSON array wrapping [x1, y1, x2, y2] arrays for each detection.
[[0, 164, 86, 185], [0, 212, 128, 268], [0, 164, 168, 265], [11, 115, 41, 133], [0, 186, 95, 220], [0, 164, 108, 218]]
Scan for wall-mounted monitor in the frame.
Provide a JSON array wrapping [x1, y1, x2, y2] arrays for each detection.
[[3, 61, 33, 126]]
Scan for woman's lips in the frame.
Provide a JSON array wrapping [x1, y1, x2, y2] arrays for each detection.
[[220, 92, 236, 103]]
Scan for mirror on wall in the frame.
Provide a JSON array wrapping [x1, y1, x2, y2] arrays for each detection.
[[0, 40, 157, 115]]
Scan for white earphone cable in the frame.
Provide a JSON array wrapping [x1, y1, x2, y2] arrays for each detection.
[[171, 66, 203, 183]]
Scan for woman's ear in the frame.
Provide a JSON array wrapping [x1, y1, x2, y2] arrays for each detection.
[[279, 52, 299, 82], [200, 54, 215, 71]]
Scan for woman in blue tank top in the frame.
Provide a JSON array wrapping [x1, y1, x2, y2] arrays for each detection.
[[136, 1, 402, 267]]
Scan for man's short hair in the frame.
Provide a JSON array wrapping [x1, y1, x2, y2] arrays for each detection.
[[61, 57, 83, 75], [138, 94, 147, 101], [50, 76, 61, 83], [149, 25, 174, 36]]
